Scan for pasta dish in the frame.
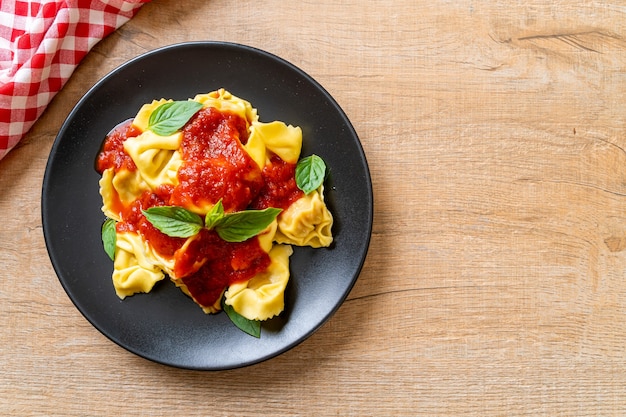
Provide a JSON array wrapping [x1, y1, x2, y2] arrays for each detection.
[[95, 89, 333, 335]]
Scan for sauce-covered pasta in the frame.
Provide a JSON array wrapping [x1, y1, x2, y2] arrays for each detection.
[[96, 89, 333, 328]]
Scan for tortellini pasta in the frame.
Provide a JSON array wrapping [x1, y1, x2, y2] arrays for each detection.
[[123, 130, 183, 188], [96, 88, 334, 325], [245, 121, 302, 168], [193, 90, 258, 124], [224, 244, 293, 320], [99, 167, 149, 221], [275, 185, 334, 248], [113, 232, 165, 299]]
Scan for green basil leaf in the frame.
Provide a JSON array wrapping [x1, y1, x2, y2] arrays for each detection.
[[142, 206, 203, 238], [147, 100, 203, 136], [295, 154, 327, 194], [222, 298, 261, 338], [216, 207, 282, 242], [205, 199, 225, 229], [101, 218, 117, 261]]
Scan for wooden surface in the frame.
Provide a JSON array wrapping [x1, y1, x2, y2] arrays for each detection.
[[2, 1, 626, 415]]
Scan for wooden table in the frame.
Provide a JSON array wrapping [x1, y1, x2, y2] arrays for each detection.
[[2, 1, 626, 415]]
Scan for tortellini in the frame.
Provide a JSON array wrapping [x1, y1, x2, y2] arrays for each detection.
[[123, 130, 183, 188], [224, 244, 293, 320], [245, 121, 302, 168], [193, 90, 258, 125], [99, 168, 149, 221], [275, 186, 334, 248], [113, 232, 165, 299], [97, 88, 334, 324]]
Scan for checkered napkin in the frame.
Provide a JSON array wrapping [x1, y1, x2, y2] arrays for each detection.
[[0, 0, 150, 161]]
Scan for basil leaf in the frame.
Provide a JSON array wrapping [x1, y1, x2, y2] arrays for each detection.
[[147, 100, 203, 136], [101, 218, 117, 261], [205, 199, 225, 229], [216, 207, 282, 242], [295, 154, 327, 194], [222, 298, 261, 338], [142, 206, 203, 238]]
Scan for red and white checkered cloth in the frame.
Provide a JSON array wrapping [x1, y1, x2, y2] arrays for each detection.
[[0, 0, 150, 161]]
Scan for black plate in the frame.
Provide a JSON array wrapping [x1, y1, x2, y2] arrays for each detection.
[[42, 42, 372, 370]]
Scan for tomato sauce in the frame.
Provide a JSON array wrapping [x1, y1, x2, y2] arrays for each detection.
[[96, 120, 140, 174], [170, 107, 264, 212], [251, 154, 303, 210], [175, 229, 271, 307], [97, 106, 291, 308], [116, 185, 186, 257]]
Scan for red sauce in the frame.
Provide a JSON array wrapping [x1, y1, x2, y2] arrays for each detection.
[[170, 107, 264, 212], [251, 154, 304, 210], [96, 106, 288, 308], [96, 120, 141, 173], [116, 186, 186, 257], [175, 229, 271, 307], [180, 107, 250, 160]]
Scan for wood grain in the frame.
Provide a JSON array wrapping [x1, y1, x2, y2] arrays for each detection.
[[2, 0, 626, 415]]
